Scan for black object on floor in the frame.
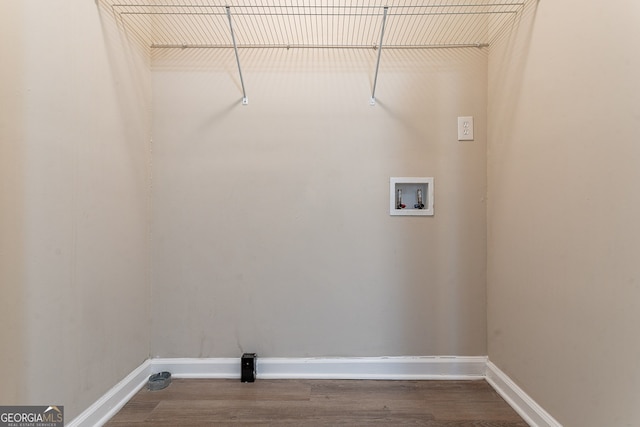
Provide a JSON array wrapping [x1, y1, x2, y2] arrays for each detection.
[[241, 353, 257, 382]]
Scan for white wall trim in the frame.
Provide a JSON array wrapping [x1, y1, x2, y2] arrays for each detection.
[[67, 359, 152, 427], [151, 356, 487, 380], [256, 356, 487, 380], [69, 357, 562, 427], [149, 356, 488, 380], [486, 361, 563, 427], [151, 357, 239, 378]]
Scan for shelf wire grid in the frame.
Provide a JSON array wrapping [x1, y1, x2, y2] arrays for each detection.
[[99, 0, 528, 51]]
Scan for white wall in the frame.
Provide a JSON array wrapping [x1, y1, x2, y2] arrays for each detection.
[[0, 1, 28, 405], [151, 46, 488, 358], [488, 1, 640, 426], [0, 1, 151, 420]]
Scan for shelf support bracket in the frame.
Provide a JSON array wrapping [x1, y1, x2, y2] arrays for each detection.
[[226, 6, 248, 105], [370, 6, 388, 106]]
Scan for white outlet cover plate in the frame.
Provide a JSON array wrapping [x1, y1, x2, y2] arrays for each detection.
[[457, 116, 474, 141]]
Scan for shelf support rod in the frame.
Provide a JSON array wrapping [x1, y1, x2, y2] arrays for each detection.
[[226, 6, 248, 105], [370, 6, 388, 106]]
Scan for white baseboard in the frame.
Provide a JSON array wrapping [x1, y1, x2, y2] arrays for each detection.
[[257, 356, 488, 380], [67, 359, 151, 427], [69, 356, 561, 427], [152, 355, 487, 380], [486, 361, 562, 427], [151, 357, 239, 378]]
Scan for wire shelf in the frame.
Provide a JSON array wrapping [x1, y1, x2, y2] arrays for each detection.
[[99, 0, 528, 51]]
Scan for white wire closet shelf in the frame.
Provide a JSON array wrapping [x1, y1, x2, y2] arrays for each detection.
[[99, 0, 529, 50]]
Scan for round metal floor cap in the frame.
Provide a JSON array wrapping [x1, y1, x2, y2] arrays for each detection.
[[147, 371, 172, 391]]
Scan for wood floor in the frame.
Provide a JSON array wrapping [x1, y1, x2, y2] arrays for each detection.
[[105, 379, 528, 426]]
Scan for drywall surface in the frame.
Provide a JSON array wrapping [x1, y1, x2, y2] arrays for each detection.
[[0, 1, 28, 405], [151, 47, 488, 358], [0, 1, 151, 420], [488, 1, 640, 426]]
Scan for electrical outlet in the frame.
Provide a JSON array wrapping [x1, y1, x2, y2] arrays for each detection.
[[457, 116, 474, 141]]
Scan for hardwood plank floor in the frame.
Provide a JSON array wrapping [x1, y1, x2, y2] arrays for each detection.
[[105, 379, 528, 426]]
